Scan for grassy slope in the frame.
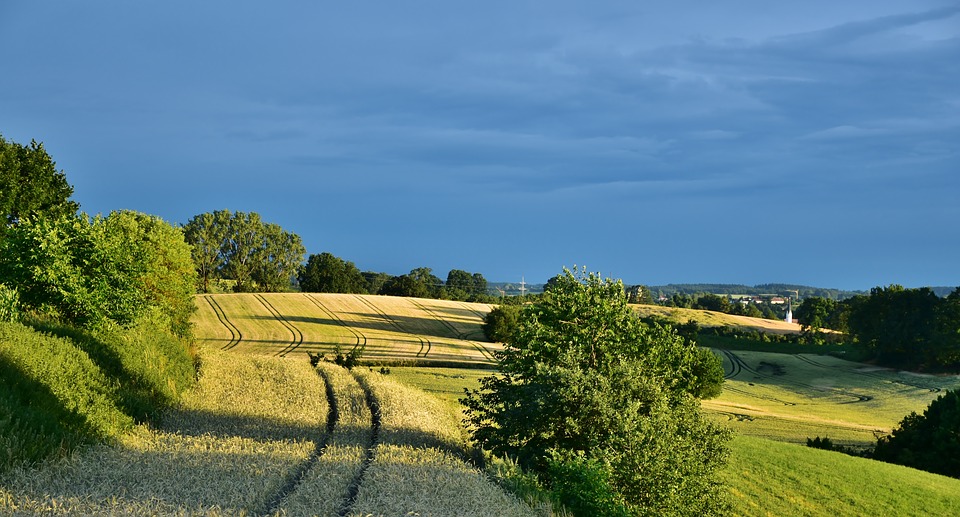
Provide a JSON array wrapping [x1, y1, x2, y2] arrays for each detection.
[[632, 303, 804, 334], [724, 434, 960, 516], [1, 348, 535, 516]]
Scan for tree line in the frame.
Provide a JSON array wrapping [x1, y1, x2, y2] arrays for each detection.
[[795, 285, 960, 371], [182, 212, 493, 302]]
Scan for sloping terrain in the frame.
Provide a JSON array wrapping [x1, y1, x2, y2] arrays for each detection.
[[0, 348, 534, 515], [193, 293, 499, 364]]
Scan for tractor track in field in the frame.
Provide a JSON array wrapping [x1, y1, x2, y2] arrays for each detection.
[[793, 354, 942, 394], [205, 296, 242, 350], [722, 349, 873, 405], [256, 294, 304, 357], [410, 299, 494, 361], [338, 370, 382, 517], [259, 366, 340, 516], [458, 302, 493, 340], [304, 294, 367, 354], [354, 295, 430, 358]]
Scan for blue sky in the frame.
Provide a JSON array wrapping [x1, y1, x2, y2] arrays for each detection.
[[2, 1, 957, 290]]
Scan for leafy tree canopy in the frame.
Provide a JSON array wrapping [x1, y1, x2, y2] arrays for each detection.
[[0, 134, 79, 225], [299, 252, 367, 294], [183, 210, 304, 293], [0, 211, 196, 336], [463, 267, 730, 515]]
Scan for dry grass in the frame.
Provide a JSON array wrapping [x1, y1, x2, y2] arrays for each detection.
[[348, 370, 537, 517]]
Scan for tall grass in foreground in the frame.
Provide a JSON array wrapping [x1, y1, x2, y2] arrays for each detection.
[[0, 349, 328, 514], [724, 434, 960, 516]]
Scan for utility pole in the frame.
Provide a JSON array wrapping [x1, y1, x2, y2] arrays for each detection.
[[519, 276, 527, 297]]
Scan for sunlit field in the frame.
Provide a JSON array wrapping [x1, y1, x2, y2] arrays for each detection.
[[194, 293, 499, 364], [0, 348, 535, 515]]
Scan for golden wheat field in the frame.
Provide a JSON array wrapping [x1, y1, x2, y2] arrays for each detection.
[[194, 293, 499, 364], [0, 348, 537, 516]]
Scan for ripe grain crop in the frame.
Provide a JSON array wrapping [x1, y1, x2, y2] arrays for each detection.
[[347, 370, 538, 517], [279, 362, 373, 517], [0, 348, 329, 514], [192, 293, 502, 364]]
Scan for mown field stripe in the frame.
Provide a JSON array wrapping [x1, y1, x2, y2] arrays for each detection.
[[337, 370, 382, 517], [205, 295, 242, 350], [255, 294, 304, 357]]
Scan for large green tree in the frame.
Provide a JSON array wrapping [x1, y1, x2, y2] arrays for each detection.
[[0, 135, 78, 225], [380, 267, 442, 298], [183, 211, 304, 293], [299, 252, 368, 293], [183, 210, 231, 293], [462, 268, 729, 516], [445, 269, 488, 301], [846, 286, 944, 369]]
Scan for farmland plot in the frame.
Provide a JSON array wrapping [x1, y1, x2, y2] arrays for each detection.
[[193, 293, 501, 364], [705, 349, 960, 446]]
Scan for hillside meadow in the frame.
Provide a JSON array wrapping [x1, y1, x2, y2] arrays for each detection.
[[5, 293, 959, 515]]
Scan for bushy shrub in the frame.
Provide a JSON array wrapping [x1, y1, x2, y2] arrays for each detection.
[[482, 304, 521, 343], [0, 284, 19, 323], [547, 451, 630, 517]]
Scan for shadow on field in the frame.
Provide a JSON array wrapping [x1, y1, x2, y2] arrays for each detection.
[[254, 313, 490, 342], [0, 355, 92, 469], [160, 407, 330, 443]]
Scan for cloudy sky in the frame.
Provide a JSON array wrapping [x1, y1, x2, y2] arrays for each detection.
[[2, 1, 957, 290]]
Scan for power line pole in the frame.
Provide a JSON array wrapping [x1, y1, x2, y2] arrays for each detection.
[[519, 276, 527, 297]]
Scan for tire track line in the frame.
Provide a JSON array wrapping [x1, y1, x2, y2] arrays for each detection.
[[413, 300, 495, 362], [354, 295, 429, 358], [259, 366, 339, 516], [205, 295, 242, 350], [255, 294, 304, 357], [337, 370, 381, 517], [304, 294, 367, 354], [723, 349, 871, 404]]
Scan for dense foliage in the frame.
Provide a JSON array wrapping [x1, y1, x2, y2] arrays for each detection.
[[0, 211, 197, 336], [183, 210, 305, 293], [873, 389, 960, 478], [463, 268, 730, 516], [0, 134, 78, 225], [0, 134, 198, 473], [845, 286, 960, 370], [482, 304, 522, 343], [299, 252, 368, 294]]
